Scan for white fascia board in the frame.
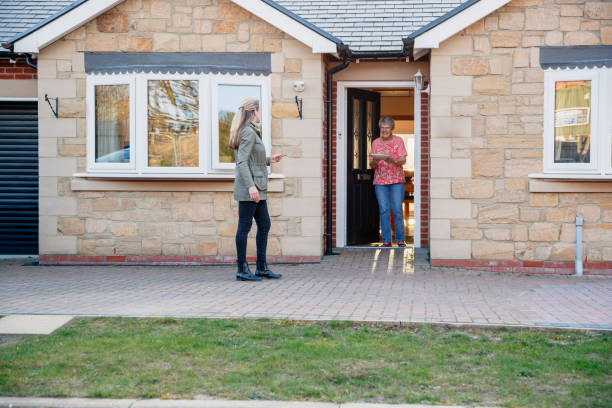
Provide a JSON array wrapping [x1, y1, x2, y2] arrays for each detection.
[[414, 0, 511, 49], [232, 0, 337, 53], [13, 0, 125, 53]]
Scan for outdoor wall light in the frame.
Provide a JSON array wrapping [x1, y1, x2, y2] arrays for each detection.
[[413, 69, 424, 91], [293, 80, 305, 92]]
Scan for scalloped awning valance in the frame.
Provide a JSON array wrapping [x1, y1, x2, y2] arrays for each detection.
[[84, 52, 271, 75], [540, 46, 612, 70]]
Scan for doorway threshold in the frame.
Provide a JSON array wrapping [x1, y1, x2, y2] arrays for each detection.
[[343, 245, 414, 250]]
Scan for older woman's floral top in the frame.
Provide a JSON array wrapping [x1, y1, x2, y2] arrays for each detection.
[[371, 135, 407, 185]]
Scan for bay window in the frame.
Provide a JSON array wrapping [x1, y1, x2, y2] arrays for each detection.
[[84, 52, 271, 177]]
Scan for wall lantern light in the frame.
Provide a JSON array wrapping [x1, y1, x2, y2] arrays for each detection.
[[413, 69, 424, 91]]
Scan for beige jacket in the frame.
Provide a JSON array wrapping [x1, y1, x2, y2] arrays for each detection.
[[233, 123, 269, 201]]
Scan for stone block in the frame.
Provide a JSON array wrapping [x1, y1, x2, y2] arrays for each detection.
[[181, 34, 202, 51], [452, 103, 478, 116], [202, 35, 225, 51], [431, 199, 471, 219], [97, 12, 129, 32], [172, 13, 192, 27], [512, 50, 529, 67], [561, 5, 583, 17], [264, 39, 282, 52], [430, 219, 450, 239], [525, 8, 560, 30], [584, 226, 612, 242], [560, 17, 581, 31], [452, 58, 488, 75], [86, 34, 118, 52], [564, 31, 599, 45], [59, 144, 85, 157], [430, 239, 471, 259], [213, 21, 236, 34], [474, 37, 490, 56], [472, 150, 504, 178], [581, 20, 600, 31], [194, 20, 212, 34], [118, 37, 152, 52], [505, 159, 541, 177], [478, 204, 519, 224], [150, 1, 171, 18], [452, 179, 494, 198], [430, 178, 451, 198], [135, 19, 167, 32], [40, 235, 77, 254], [172, 203, 212, 221], [431, 138, 451, 158], [430, 75, 472, 96], [490, 32, 521, 48], [473, 76, 510, 95], [520, 207, 542, 222], [431, 158, 471, 178], [430, 96, 451, 116], [484, 228, 511, 241], [551, 243, 575, 261], [153, 33, 180, 51], [284, 59, 301, 73], [282, 197, 321, 217], [512, 225, 528, 241], [578, 205, 601, 222], [545, 207, 575, 223], [280, 236, 320, 257], [431, 117, 471, 138], [465, 20, 484, 35], [486, 116, 507, 134], [58, 218, 84, 235], [430, 56, 451, 76], [522, 36, 541, 47], [603, 26, 612, 45], [479, 103, 498, 115], [218, 2, 252, 20], [585, 2, 612, 19], [529, 222, 559, 241], [110, 222, 138, 237], [142, 238, 162, 255], [451, 227, 483, 240], [498, 190, 527, 203], [472, 241, 514, 259], [530, 193, 558, 207], [437, 35, 473, 55], [499, 13, 525, 30], [272, 103, 299, 118]]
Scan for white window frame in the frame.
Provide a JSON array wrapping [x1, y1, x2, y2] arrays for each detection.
[[85, 72, 270, 177], [543, 67, 611, 176], [137, 74, 206, 174], [86, 75, 136, 172], [210, 74, 271, 170]]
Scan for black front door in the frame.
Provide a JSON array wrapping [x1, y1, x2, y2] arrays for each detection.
[[346, 89, 380, 245]]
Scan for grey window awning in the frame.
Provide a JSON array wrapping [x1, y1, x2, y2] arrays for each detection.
[[540, 46, 612, 69], [84, 52, 271, 75]]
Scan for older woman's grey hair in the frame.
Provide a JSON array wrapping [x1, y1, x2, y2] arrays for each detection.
[[378, 117, 395, 130]]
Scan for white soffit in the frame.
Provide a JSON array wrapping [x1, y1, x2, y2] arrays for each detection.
[[413, 0, 512, 50], [13, 0, 126, 53], [231, 0, 337, 53]]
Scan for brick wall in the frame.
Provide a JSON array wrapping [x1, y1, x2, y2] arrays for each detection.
[[420, 87, 430, 248], [428, 0, 612, 273], [37, 0, 326, 261], [0, 60, 37, 80]]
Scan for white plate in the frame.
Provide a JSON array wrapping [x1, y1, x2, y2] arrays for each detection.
[[370, 153, 390, 160]]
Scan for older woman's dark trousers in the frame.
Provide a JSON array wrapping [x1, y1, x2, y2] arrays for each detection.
[[236, 200, 271, 266]]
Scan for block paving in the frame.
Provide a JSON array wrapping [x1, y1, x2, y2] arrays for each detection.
[[0, 249, 610, 330]]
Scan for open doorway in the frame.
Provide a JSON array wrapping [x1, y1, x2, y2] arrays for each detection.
[[340, 84, 417, 248]]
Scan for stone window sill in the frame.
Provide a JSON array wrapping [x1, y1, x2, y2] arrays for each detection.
[[71, 173, 285, 193], [528, 173, 612, 193]]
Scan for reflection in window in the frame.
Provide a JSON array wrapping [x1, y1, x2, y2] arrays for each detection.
[[554, 80, 591, 163], [95, 84, 130, 163], [148, 80, 198, 167], [218, 84, 261, 163]]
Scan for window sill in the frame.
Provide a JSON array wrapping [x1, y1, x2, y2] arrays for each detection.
[[71, 173, 285, 192], [528, 173, 612, 193]]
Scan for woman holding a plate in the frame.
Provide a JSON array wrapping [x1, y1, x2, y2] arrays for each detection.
[[368, 117, 407, 247]]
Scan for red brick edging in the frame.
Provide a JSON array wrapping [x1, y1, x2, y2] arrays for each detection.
[[431, 259, 612, 275], [39, 255, 321, 266]]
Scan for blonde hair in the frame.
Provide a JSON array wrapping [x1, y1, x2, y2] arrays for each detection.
[[229, 98, 260, 149]]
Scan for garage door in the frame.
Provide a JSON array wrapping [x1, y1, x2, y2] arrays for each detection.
[[0, 101, 38, 255]]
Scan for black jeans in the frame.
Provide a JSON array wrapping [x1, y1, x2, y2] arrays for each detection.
[[235, 200, 271, 266]]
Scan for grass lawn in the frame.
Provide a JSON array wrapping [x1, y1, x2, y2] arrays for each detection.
[[0, 318, 610, 407]]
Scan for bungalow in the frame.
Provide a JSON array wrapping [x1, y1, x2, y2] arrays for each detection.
[[1, 0, 611, 273]]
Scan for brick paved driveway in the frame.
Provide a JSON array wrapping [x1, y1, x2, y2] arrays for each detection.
[[1, 249, 610, 330]]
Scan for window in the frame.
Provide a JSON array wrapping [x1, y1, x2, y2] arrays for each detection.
[[543, 67, 612, 176], [86, 73, 270, 176]]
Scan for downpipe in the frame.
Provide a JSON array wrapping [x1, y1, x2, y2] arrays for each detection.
[[575, 216, 583, 276]]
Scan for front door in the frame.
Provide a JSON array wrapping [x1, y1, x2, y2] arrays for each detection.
[[346, 89, 380, 245]]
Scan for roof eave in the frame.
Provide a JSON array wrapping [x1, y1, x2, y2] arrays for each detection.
[[407, 0, 512, 51]]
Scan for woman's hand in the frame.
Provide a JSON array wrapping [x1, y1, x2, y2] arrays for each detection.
[[248, 186, 260, 203], [270, 154, 285, 163]]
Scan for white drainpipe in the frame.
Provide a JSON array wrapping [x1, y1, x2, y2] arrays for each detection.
[[575, 216, 583, 276]]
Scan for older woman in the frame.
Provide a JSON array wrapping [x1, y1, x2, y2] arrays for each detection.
[[368, 117, 408, 247]]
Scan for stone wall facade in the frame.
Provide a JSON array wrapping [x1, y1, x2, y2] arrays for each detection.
[[37, 0, 326, 263], [429, 0, 612, 273]]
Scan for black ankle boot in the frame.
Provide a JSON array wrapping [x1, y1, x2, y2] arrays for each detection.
[[236, 262, 262, 281], [255, 262, 282, 279]]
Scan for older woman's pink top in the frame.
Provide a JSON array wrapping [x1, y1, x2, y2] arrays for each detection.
[[371, 135, 407, 185]]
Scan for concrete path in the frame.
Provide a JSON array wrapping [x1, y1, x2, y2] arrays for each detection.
[[0, 249, 610, 330]]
